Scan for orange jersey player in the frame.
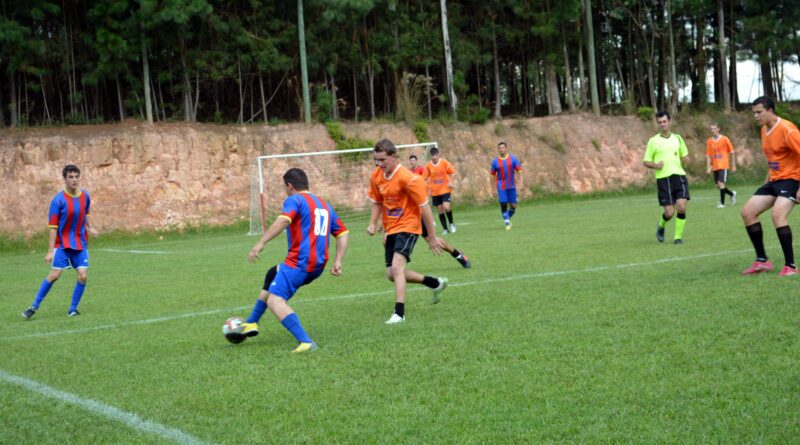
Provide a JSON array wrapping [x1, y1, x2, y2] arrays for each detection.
[[422, 147, 458, 234], [705, 124, 737, 207]]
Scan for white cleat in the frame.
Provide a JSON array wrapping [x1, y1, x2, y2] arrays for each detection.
[[441, 229, 449, 236], [385, 313, 405, 324], [716, 203, 725, 208], [731, 191, 737, 205], [449, 224, 456, 233]]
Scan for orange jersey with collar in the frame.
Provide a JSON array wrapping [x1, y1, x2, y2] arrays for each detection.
[[762, 118, 800, 181], [706, 136, 734, 170], [422, 159, 456, 196], [369, 165, 429, 235]]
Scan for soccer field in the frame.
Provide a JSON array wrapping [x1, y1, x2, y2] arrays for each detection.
[[2, 187, 799, 444]]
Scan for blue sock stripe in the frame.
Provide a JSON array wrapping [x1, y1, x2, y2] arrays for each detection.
[[280, 313, 312, 344], [33, 279, 54, 309], [246, 299, 268, 323], [69, 282, 86, 312]]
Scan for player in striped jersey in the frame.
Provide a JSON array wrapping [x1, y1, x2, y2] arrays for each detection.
[[490, 142, 523, 230], [22, 165, 99, 319], [238, 168, 349, 352]]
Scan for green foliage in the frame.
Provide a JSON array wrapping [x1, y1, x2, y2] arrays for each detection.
[[325, 121, 373, 161], [538, 132, 566, 153], [412, 120, 430, 142], [776, 103, 800, 127], [637, 107, 655, 121], [494, 123, 507, 137], [591, 139, 601, 151], [313, 85, 334, 123], [458, 95, 490, 125]]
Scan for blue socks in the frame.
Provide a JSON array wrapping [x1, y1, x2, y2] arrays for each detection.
[[280, 313, 312, 343], [32, 279, 54, 309], [246, 299, 268, 323], [69, 282, 86, 312], [509, 207, 516, 218]]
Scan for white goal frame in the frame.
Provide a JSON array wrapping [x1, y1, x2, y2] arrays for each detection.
[[249, 141, 438, 235]]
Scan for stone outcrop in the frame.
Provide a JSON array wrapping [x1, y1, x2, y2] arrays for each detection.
[[0, 113, 764, 236]]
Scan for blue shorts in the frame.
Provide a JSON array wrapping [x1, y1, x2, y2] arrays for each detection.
[[265, 264, 323, 300], [497, 188, 517, 204], [52, 248, 89, 270]]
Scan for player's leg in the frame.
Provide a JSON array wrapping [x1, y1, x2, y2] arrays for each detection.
[[67, 250, 90, 316], [435, 197, 449, 234], [22, 250, 67, 319], [771, 194, 798, 275], [239, 265, 280, 337], [435, 236, 471, 268], [507, 189, 518, 220], [655, 177, 674, 243], [443, 198, 455, 232], [498, 188, 511, 227], [386, 252, 409, 323], [266, 293, 316, 352], [673, 199, 687, 244], [740, 191, 777, 274]]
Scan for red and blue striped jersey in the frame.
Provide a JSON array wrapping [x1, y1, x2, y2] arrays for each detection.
[[48, 189, 91, 251], [279, 192, 348, 272], [491, 155, 522, 190]]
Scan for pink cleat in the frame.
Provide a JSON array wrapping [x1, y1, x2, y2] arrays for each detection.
[[778, 266, 799, 276], [741, 260, 774, 275]]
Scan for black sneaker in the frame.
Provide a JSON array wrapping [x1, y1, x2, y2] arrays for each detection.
[[674, 239, 683, 245], [456, 254, 472, 269], [21, 306, 37, 320], [68, 310, 80, 317], [656, 226, 665, 243]]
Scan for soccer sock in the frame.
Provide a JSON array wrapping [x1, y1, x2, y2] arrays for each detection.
[[450, 249, 461, 259], [674, 213, 686, 239], [720, 189, 726, 205], [246, 299, 268, 323], [438, 213, 449, 231], [724, 188, 734, 196], [69, 282, 86, 312], [32, 279, 54, 309], [776, 226, 795, 268], [280, 313, 312, 344], [422, 276, 440, 289], [659, 213, 671, 229], [446, 211, 454, 224], [500, 203, 508, 222], [508, 207, 516, 218], [394, 302, 405, 318], [746, 223, 768, 261]]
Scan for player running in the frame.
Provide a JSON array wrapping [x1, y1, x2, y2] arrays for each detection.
[[237, 168, 349, 352], [705, 123, 737, 208], [423, 147, 458, 234], [490, 142, 523, 230]]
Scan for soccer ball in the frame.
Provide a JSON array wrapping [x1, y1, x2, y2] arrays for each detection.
[[222, 317, 246, 344]]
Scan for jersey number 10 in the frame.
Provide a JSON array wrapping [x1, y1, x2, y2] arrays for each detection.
[[313, 208, 329, 236]]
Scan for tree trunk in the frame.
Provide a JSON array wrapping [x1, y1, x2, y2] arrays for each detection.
[[367, 60, 376, 119], [578, 34, 587, 109], [353, 68, 359, 121], [562, 36, 576, 112], [425, 63, 433, 120], [331, 71, 339, 120], [492, 18, 502, 119], [115, 75, 125, 121], [40, 76, 51, 124], [9, 72, 17, 127], [692, 16, 707, 108], [440, 0, 457, 117], [259, 71, 268, 123], [141, 39, 153, 124], [180, 39, 194, 122], [717, 0, 730, 111], [298, 0, 311, 123], [728, 0, 738, 107], [760, 56, 776, 99], [545, 62, 562, 115], [584, 0, 600, 114], [666, 0, 678, 115], [237, 58, 244, 124]]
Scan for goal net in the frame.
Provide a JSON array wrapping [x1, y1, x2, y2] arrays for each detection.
[[248, 142, 438, 235]]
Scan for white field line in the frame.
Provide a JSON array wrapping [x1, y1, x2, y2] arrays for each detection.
[[5, 248, 751, 341], [99, 248, 169, 254], [0, 369, 217, 445]]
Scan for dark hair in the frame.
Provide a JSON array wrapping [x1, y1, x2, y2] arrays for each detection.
[[655, 110, 670, 120], [374, 139, 397, 156], [409, 154, 418, 160], [429, 147, 440, 155], [498, 141, 507, 148], [283, 168, 309, 190], [63, 164, 80, 178], [752, 96, 775, 111]]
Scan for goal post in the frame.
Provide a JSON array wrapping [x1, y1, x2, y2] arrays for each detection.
[[248, 142, 438, 235]]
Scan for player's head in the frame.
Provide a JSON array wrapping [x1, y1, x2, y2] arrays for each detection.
[[374, 139, 399, 173], [62, 164, 81, 190], [655, 110, 671, 131], [283, 168, 309, 193], [752, 96, 776, 126], [710, 123, 720, 137], [409, 154, 418, 167], [429, 147, 440, 162], [63, 164, 80, 179], [497, 142, 508, 156]]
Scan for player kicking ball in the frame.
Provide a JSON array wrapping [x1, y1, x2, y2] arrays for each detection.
[[237, 168, 349, 352]]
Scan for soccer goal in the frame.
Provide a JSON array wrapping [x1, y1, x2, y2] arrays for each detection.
[[248, 142, 438, 235]]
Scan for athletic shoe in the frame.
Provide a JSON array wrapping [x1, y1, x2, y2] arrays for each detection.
[[385, 313, 405, 324], [731, 191, 737, 205], [239, 322, 260, 338], [716, 203, 725, 208], [656, 226, 665, 243], [674, 239, 683, 245], [450, 224, 457, 233], [741, 260, 774, 275], [778, 266, 799, 276], [68, 310, 80, 317], [456, 254, 472, 269], [21, 306, 37, 320], [432, 277, 448, 304], [505, 220, 512, 231], [441, 229, 449, 236], [292, 342, 318, 353]]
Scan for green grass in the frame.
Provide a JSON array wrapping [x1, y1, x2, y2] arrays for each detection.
[[2, 186, 799, 444]]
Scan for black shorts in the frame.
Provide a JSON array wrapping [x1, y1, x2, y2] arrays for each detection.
[[431, 193, 452, 206], [656, 174, 690, 206], [713, 170, 729, 183], [754, 179, 800, 202], [384, 233, 419, 267]]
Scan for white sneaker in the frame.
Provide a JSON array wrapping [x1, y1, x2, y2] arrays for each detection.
[[449, 224, 457, 233], [441, 229, 448, 236], [716, 203, 725, 208], [432, 277, 448, 304], [385, 313, 405, 324], [731, 191, 737, 205]]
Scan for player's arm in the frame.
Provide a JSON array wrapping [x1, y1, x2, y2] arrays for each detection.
[[420, 203, 443, 255], [249, 216, 290, 262], [705, 154, 712, 174], [367, 202, 382, 236], [45, 226, 57, 264], [730, 151, 736, 172], [516, 170, 523, 192], [642, 142, 663, 170], [330, 232, 349, 276], [85, 214, 99, 237]]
